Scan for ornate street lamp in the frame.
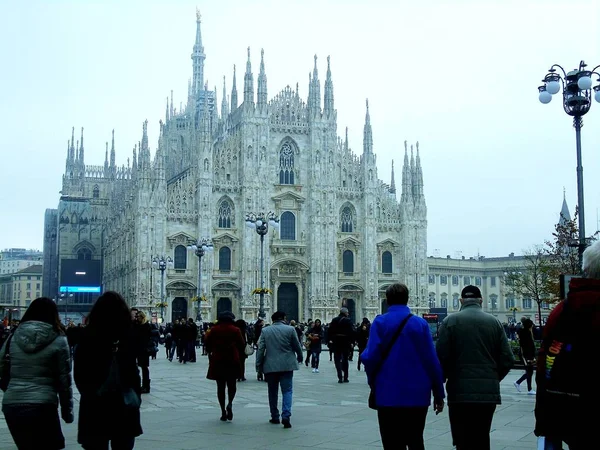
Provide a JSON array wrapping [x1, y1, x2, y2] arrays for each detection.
[[245, 212, 279, 319], [152, 256, 173, 321], [187, 238, 213, 321], [538, 60, 600, 267]]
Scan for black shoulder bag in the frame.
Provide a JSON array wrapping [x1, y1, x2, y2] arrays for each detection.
[[368, 314, 413, 410], [0, 335, 14, 392]]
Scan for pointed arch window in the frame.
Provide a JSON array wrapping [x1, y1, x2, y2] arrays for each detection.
[[343, 250, 354, 274], [280, 212, 296, 241], [279, 142, 295, 184], [219, 246, 231, 271], [382, 251, 392, 274], [341, 207, 354, 232], [174, 245, 187, 270], [93, 185, 99, 199], [77, 248, 92, 261], [218, 200, 232, 228]]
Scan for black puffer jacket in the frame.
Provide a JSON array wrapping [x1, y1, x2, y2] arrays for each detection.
[[436, 301, 514, 404]]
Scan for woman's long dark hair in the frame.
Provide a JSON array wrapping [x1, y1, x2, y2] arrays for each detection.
[[86, 291, 132, 340], [21, 297, 63, 333]]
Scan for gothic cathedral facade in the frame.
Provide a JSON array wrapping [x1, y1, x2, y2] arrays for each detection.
[[48, 13, 428, 324]]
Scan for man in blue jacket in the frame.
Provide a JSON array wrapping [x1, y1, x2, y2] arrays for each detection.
[[361, 283, 445, 450]]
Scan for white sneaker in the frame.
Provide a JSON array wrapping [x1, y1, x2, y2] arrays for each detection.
[[315, 369, 319, 373], [528, 390, 536, 395], [312, 368, 316, 373], [513, 382, 521, 393]]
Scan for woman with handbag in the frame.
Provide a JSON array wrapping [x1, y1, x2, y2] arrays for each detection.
[[75, 291, 143, 450], [307, 319, 324, 373], [513, 317, 536, 394], [205, 312, 245, 421], [0, 297, 73, 450]]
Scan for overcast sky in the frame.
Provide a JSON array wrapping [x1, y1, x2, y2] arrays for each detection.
[[2, 0, 600, 258]]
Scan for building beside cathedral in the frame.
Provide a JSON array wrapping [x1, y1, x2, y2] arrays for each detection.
[[43, 12, 428, 323]]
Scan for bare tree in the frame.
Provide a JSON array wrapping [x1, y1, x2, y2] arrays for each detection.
[[544, 209, 582, 278], [503, 247, 558, 327]]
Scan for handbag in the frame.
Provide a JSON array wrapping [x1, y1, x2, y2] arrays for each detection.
[[0, 335, 13, 392], [368, 313, 413, 410], [97, 341, 141, 410], [244, 343, 254, 356]]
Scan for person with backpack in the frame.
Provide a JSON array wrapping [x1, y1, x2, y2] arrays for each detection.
[[534, 241, 600, 450], [74, 291, 142, 450]]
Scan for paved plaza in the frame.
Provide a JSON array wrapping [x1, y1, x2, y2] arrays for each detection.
[[0, 351, 539, 449]]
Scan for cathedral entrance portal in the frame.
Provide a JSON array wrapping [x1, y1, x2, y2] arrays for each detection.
[[381, 299, 389, 314], [277, 283, 299, 322], [217, 298, 232, 317], [172, 297, 188, 322], [342, 298, 357, 324]]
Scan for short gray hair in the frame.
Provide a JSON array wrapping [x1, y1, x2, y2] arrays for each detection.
[[340, 307, 349, 315], [583, 240, 600, 278]]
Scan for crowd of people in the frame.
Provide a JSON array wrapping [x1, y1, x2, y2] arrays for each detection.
[[1, 240, 599, 449]]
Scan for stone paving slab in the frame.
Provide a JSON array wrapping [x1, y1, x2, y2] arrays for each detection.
[[0, 351, 540, 449]]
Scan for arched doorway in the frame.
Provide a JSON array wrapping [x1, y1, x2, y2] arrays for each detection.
[[342, 298, 357, 324], [217, 297, 232, 317], [381, 299, 389, 314], [277, 283, 299, 322], [172, 297, 188, 322]]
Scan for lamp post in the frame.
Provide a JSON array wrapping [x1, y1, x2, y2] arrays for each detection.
[[245, 212, 279, 319], [187, 238, 213, 321], [60, 288, 73, 323], [538, 61, 600, 268], [152, 256, 173, 321]]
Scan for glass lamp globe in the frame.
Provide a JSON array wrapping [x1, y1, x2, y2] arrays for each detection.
[[546, 80, 560, 95], [577, 76, 593, 90], [256, 219, 263, 226], [595, 89, 600, 103], [539, 91, 552, 104]]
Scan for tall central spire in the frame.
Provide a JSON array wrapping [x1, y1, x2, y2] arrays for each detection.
[[363, 99, 373, 154], [191, 9, 206, 96], [257, 49, 268, 111], [243, 47, 254, 107]]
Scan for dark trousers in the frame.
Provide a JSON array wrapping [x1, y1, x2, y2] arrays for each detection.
[[3, 403, 65, 450], [377, 406, 428, 450], [449, 403, 496, 450], [333, 348, 349, 381], [186, 341, 196, 362], [516, 365, 534, 391], [82, 437, 135, 450]]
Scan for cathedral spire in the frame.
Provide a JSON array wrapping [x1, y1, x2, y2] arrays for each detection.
[[191, 9, 206, 96], [132, 145, 137, 179], [201, 82, 211, 137], [257, 48, 268, 111], [415, 142, 424, 199], [390, 160, 396, 194], [323, 55, 334, 118], [221, 76, 229, 117], [308, 55, 321, 116], [401, 141, 411, 203], [110, 129, 116, 169], [344, 126, 349, 152], [170, 90, 174, 118], [104, 142, 109, 174], [69, 127, 75, 162], [231, 65, 238, 110], [165, 96, 169, 122], [363, 99, 373, 155], [559, 188, 572, 225], [79, 127, 84, 166], [243, 47, 254, 107]]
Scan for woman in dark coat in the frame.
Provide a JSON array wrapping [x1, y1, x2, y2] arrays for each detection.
[[74, 291, 142, 450], [205, 312, 245, 421], [307, 319, 324, 372], [133, 311, 153, 393], [513, 317, 536, 394]]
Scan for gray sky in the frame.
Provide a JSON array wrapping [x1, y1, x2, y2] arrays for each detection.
[[2, 0, 600, 258]]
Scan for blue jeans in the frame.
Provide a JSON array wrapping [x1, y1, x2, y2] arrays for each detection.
[[265, 371, 293, 420], [311, 351, 320, 369]]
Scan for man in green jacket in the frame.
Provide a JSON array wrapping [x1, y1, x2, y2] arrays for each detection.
[[436, 285, 514, 450]]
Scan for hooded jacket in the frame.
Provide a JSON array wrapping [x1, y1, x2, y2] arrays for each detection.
[[0, 321, 73, 417]]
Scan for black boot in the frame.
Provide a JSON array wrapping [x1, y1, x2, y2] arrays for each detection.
[[141, 379, 151, 394]]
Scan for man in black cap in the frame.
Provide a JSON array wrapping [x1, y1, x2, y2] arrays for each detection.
[[436, 285, 514, 450]]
